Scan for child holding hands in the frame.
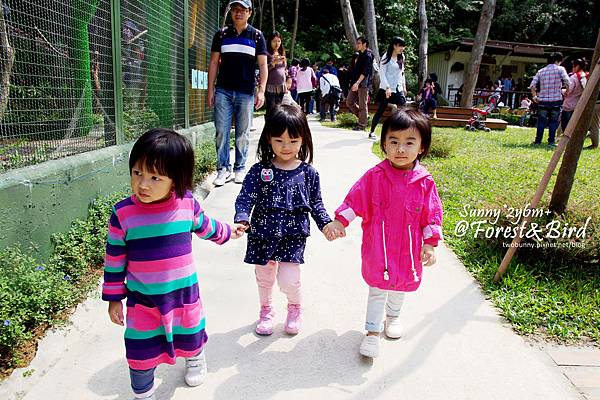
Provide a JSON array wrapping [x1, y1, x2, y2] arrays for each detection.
[[103, 128, 246, 399], [328, 109, 443, 358], [235, 105, 336, 336]]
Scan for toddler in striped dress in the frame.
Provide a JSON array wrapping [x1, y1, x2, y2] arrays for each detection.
[[102, 128, 246, 400]]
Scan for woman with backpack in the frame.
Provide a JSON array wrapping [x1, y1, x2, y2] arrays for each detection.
[[368, 37, 407, 140]]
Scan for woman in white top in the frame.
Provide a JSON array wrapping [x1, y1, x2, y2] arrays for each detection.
[[296, 58, 317, 114], [369, 37, 407, 140]]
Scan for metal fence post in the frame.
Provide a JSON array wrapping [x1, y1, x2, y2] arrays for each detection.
[[184, 0, 190, 129], [110, 0, 124, 144]]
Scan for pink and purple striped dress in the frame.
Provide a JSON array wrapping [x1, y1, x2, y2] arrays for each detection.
[[102, 191, 231, 370]]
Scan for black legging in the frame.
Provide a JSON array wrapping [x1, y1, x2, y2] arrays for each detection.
[[370, 90, 406, 133], [265, 92, 284, 117], [298, 91, 313, 114]]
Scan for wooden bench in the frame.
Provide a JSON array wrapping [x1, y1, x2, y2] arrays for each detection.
[[337, 103, 508, 130]]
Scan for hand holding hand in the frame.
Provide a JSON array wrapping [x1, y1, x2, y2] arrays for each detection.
[[385, 88, 392, 99], [420, 244, 436, 267], [323, 220, 346, 241], [108, 301, 124, 326], [230, 223, 248, 239]]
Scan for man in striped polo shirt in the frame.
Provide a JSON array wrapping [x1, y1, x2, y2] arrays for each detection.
[[530, 52, 570, 146], [208, 0, 268, 186]]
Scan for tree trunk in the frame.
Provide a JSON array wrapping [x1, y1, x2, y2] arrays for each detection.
[[417, 0, 428, 90], [532, 0, 556, 42], [258, 0, 265, 31], [339, 0, 358, 48], [271, 0, 275, 32], [460, 0, 496, 109], [549, 30, 600, 214], [0, 0, 15, 120], [290, 0, 299, 61], [363, 0, 379, 61]]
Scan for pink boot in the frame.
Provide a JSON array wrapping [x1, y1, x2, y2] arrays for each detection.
[[284, 304, 302, 335], [255, 305, 274, 336]]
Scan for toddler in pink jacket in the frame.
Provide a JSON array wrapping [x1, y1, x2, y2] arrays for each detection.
[[327, 109, 443, 358]]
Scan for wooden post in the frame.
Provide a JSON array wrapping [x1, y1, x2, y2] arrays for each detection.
[[493, 57, 600, 282]]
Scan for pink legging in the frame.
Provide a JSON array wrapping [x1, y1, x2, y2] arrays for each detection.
[[255, 261, 301, 306]]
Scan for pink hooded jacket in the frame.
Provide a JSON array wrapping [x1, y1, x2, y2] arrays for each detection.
[[335, 160, 443, 292]]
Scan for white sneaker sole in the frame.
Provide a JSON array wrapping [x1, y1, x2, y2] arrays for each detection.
[[213, 175, 232, 186], [359, 346, 379, 358]]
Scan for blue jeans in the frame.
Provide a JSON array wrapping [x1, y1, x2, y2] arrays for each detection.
[[536, 101, 562, 144], [214, 88, 254, 172], [560, 110, 574, 132], [130, 367, 156, 396]]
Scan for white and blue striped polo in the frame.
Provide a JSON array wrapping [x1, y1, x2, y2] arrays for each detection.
[[211, 24, 267, 95]]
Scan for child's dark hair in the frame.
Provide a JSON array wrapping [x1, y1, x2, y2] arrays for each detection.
[[129, 128, 194, 198], [257, 105, 314, 164], [380, 109, 432, 160]]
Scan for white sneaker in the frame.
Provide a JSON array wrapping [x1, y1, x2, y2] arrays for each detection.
[[234, 170, 246, 184], [132, 393, 156, 400], [213, 168, 232, 186], [184, 351, 207, 387], [359, 334, 380, 358], [368, 132, 377, 140], [385, 316, 402, 339]]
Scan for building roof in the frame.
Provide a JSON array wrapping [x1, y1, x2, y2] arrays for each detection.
[[431, 38, 594, 58]]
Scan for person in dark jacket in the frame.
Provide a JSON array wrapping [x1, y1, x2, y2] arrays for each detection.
[[346, 36, 374, 131]]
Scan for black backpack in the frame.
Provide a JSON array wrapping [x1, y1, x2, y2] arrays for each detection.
[[321, 75, 342, 99]]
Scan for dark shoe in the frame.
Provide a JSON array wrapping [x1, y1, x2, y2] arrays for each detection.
[[584, 145, 598, 150], [319, 118, 325, 122], [548, 142, 557, 147], [530, 142, 542, 146], [352, 126, 365, 131]]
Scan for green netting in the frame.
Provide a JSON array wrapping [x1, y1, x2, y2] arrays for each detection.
[[0, 0, 218, 172]]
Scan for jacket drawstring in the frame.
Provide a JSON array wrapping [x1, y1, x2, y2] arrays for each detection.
[[382, 220, 389, 281], [408, 224, 419, 282]]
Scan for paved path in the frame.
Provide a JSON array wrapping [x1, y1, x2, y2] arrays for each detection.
[[0, 117, 589, 400]]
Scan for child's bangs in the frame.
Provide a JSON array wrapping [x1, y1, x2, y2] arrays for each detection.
[[266, 110, 302, 138], [139, 153, 170, 178], [385, 112, 415, 133]]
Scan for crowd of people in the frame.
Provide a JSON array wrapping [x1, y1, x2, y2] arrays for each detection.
[[528, 51, 597, 148], [97, 1, 600, 398], [101, 2, 445, 399]]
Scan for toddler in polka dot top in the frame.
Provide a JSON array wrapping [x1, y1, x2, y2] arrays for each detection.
[[234, 104, 338, 336]]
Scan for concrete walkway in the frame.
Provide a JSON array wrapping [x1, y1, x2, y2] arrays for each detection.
[[0, 117, 588, 400]]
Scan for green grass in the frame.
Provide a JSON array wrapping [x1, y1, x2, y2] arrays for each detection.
[[372, 126, 600, 343]]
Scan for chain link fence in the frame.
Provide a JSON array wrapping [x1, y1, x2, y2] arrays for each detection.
[[0, 0, 218, 173]]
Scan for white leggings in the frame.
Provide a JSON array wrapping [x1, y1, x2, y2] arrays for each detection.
[[365, 286, 405, 333]]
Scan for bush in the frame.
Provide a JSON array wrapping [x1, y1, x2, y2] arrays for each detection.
[[428, 135, 457, 158], [123, 110, 161, 142], [193, 139, 217, 186], [0, 191, 125, 368], [335, 112, 358, 128], [0, 248, 75, 366]]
